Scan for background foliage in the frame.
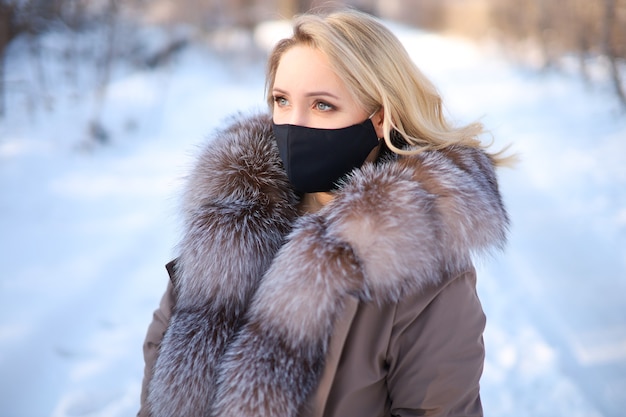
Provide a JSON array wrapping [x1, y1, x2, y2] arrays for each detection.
[[1, 0, 624, 123]]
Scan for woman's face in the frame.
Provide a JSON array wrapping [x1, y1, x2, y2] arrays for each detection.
[[271, 45, 371, 130]]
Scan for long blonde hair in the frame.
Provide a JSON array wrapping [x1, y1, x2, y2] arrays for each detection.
[[266, 8, 510, 165]]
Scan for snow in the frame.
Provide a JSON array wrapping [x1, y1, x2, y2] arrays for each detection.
[[1, 18, 625, 417]]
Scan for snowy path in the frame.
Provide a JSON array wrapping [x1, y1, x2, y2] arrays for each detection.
[[1, 22, 625, 417]]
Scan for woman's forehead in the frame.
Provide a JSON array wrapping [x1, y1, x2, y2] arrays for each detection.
[[274, 46, 346, 96]]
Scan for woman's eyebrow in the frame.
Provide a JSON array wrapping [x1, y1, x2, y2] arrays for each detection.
[[305, 91, 340, 99], [272, 87, 340, 100]]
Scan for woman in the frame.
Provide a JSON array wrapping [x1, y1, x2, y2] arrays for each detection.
[[139, 8, 509, 417]]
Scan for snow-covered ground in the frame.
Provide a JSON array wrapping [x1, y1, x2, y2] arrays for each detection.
[[1, 19, 624, 417]]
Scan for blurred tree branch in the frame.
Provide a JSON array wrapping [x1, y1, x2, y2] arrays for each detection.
[[487, 0, 625, 110], [1, 1, 20, 116], [603, 0, 626, 106], [2, 0, 624, 119]]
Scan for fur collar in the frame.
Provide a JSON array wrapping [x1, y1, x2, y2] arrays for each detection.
[[147, 112, 509, 417]]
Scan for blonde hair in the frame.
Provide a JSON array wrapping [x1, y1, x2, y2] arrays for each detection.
[[266, 8, 511, 165]]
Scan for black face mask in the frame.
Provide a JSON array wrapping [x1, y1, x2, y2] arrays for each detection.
[[272, 118, 380, 193]]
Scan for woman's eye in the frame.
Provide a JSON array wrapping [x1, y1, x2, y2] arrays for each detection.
[[274, 96, 289, 107], [315, 101, 333, 111]]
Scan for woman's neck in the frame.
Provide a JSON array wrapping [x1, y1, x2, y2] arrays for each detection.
[[299, 192, 334, 214]]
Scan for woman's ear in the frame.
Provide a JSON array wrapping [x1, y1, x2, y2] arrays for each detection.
[[373, 108, 385, 138]]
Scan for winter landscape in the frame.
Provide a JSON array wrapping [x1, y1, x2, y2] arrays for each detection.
[[0, 17, 625, 417]]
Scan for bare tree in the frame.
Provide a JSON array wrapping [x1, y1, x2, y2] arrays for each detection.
[[0, 2, 13, 115], [0, 0, 88, 117], [603, 0, 626, 107], [486, 0, 625, 109]]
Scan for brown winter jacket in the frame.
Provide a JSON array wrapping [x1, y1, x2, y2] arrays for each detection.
[[138, 113, 508, 417]]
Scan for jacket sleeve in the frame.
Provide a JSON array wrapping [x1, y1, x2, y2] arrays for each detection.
[[386, 269, 486, 417], [137, 276, 175, 417]]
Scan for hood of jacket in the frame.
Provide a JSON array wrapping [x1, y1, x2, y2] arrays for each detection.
[[146, 112, 509, 417]]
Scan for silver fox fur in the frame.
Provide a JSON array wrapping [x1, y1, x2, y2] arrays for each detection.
[[146, 112, 509, 417]]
